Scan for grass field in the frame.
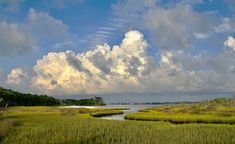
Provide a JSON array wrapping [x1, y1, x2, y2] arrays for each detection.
[[125, 111, 235, 124], [0, 105, 235, 144], [125, 98, 235, 124]]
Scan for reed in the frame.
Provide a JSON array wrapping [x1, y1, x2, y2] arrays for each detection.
[[1, 114, 234, 144], [0, 103, 234, 144]]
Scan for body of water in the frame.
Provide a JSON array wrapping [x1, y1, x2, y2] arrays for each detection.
[[100, 105, 154, 120], [64, 105, 161, 120]]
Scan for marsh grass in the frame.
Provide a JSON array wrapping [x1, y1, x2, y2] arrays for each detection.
[[1, 114, 235, 144], [1, 106, 128, 118], [0, 104, 234, 144], [0, 119, 18, 142], [125, 98, 235, 124], [125, 112, 235, 124]]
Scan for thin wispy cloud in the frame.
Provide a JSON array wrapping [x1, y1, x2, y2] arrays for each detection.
[[83, 16, 127, 49]]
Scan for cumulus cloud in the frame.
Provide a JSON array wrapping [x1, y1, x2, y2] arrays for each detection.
[[224, 36, 235, 52], [6, 66, 37, 93], [0, 8, 76, 58], [0, 21, 36, 57], [7, 68, 28, 85], [30, 31, 152, 95], [5, 30, 235, 96], [144, 49, 235, 93]]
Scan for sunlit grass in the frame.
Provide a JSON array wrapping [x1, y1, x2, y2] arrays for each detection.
[[125, 112, 235, 124], [125, 99, 235, 124], [0, 105, 235, 144], [0, 114, 234, 144], [1, 106, 128, 119], [0, 119, 18, 142]]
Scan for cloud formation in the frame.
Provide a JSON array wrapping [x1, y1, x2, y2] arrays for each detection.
[[28, 8, 73, 44], [112, 0, 215, 50], [31, 31, 152, 95], [7, 68, 28, 85], [215, 17, 235, 33], [224, 36, 235, 52], [0, 21, 35, 57], [5, 31, 235, 96]]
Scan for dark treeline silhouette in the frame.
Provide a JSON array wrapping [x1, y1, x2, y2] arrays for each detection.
[[61, 97, 106, 106], [0, 87, 106, 107], [0, 87, 60, 107]]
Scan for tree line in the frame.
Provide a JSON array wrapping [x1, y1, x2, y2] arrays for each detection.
[[0, 87, 105, 107], [61, 97, 105, 106]]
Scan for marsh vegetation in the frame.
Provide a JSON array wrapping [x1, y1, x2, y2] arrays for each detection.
[[0, 99, 235, 144], [125, 98, 235, 124]]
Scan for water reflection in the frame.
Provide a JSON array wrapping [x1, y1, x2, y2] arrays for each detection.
[[100, 105, 161, 120], [64, 105, 161, 120]]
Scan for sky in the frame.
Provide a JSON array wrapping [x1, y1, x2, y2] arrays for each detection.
[[0, 0, 235, 102]]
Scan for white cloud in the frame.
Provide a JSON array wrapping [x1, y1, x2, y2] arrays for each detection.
[[0, 21, 36, 57], [83, 17, 127, 49], [30, 30, 152, 95], [214, 17, 235, 33], [28, 8, 73, 44], [5, 31, 235, 96], [193, 33, 210, 39], [7, 68, 28, 85], [224, 36, 235, 53], [113, 0, 215, 49], [6, 66, 38, 94], [142, 5, 213, 49], [2, 0, 235, 97], [54, 41, 76, 49], [160, 52, 181, 72]]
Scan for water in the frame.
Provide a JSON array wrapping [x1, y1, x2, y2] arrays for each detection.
[[64, 105, 161, 120], [100, 105, 153, 120]]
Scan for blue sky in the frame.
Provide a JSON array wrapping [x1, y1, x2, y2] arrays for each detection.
[[0, 0, 235, 101], [0, 0, 119, 72], [0, 0, 233, 71]]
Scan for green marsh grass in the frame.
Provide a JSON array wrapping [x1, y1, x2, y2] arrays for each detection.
[[0, 104, 234, 144], [125, 98, 235, 124], [1, 114, 235, 144], [125, 112, 235, 124], [0, 119, 18, 142]]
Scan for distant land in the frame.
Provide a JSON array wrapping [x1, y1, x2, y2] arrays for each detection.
[[0, 87, 105, 107], [1, 86, 234, 107], [109, 101, 199, 105]]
